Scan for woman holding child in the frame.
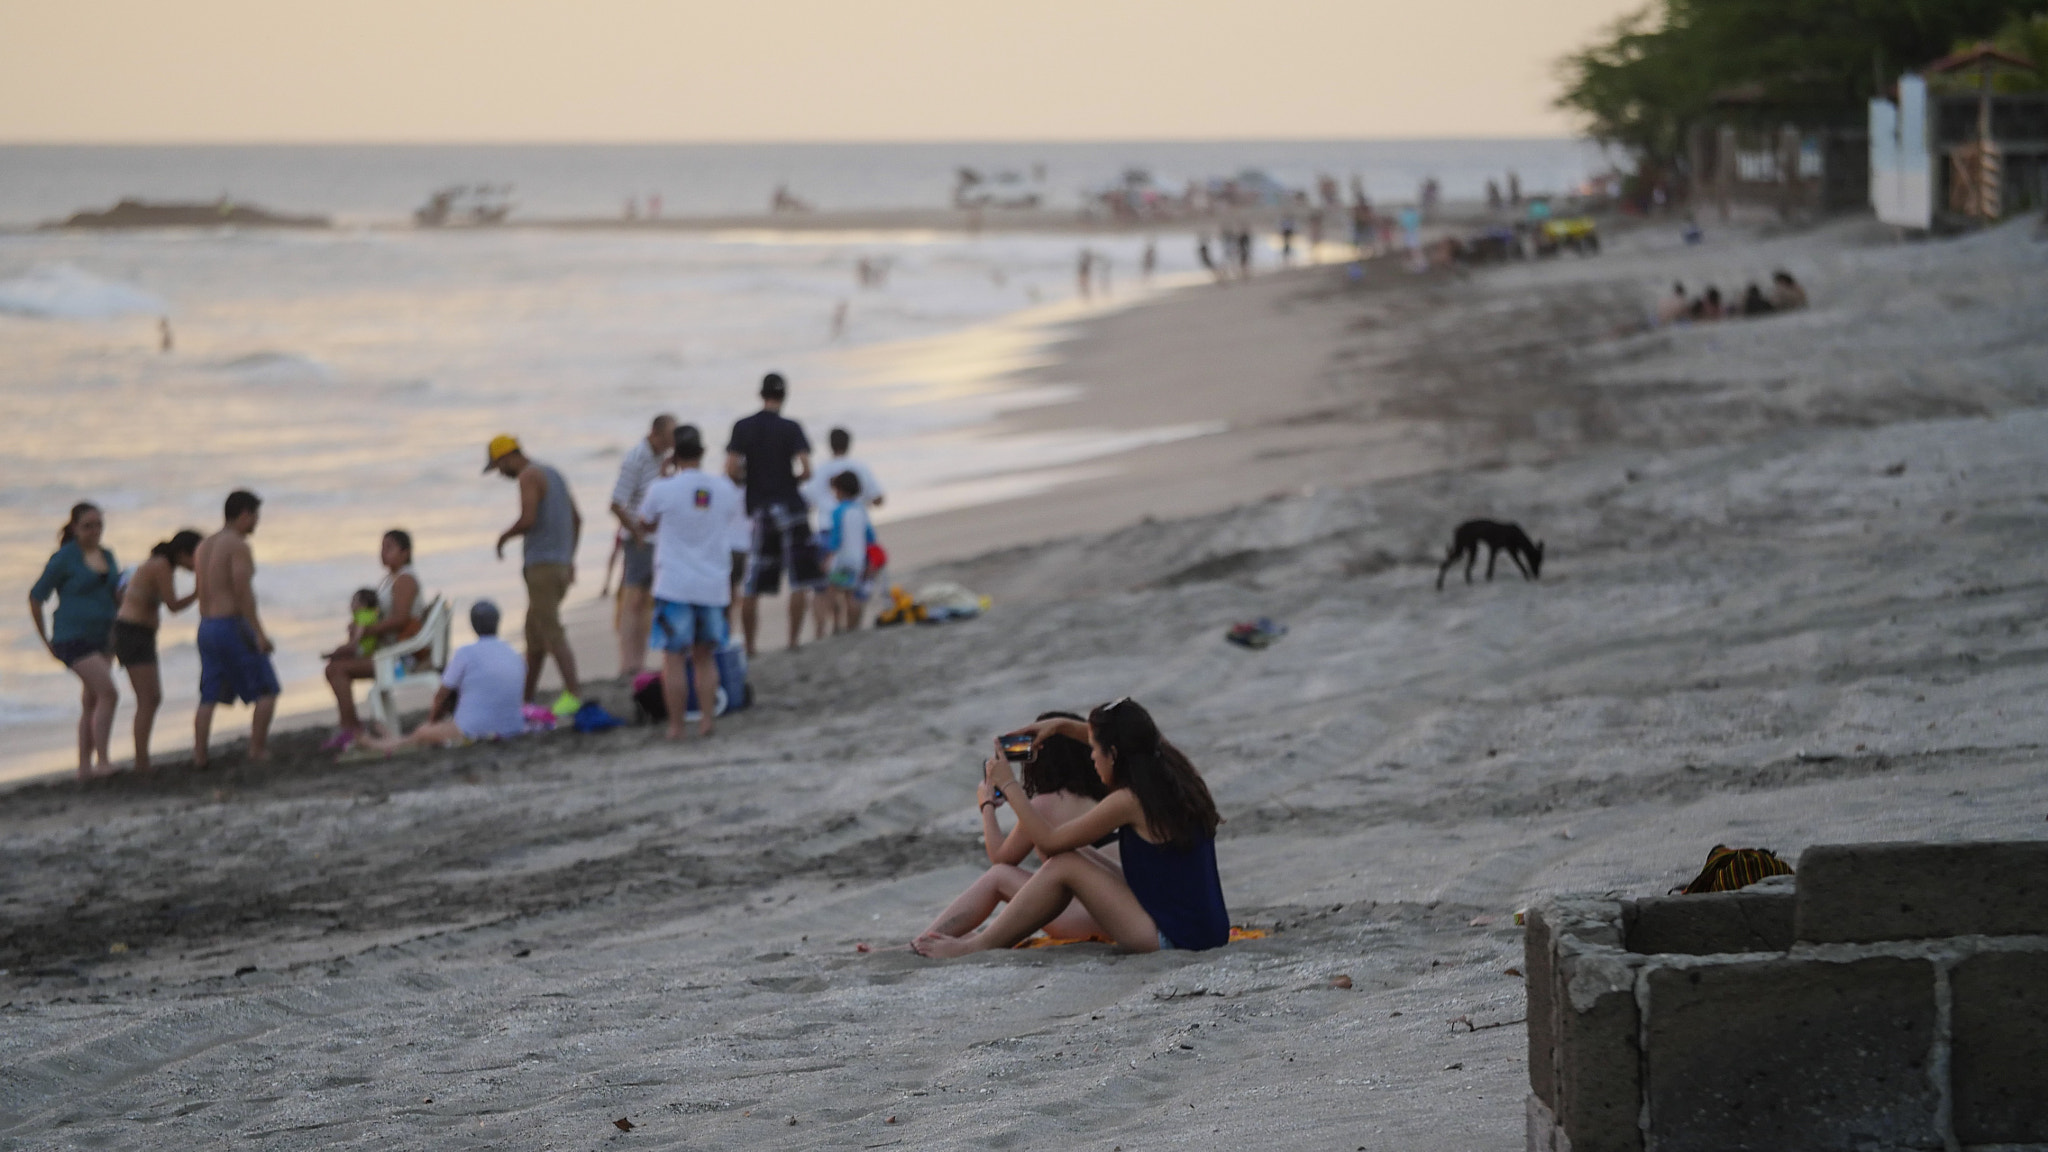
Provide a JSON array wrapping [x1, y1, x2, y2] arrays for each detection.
[[913, 698, 1229, 957], [321, 529, 423, 752]]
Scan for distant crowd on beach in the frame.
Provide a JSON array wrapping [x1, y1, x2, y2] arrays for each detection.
[[28, 371, 889, 776], [1656, 270, 1808, 324]]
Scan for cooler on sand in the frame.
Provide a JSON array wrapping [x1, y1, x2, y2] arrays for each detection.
[[631, 641, 751, 722]]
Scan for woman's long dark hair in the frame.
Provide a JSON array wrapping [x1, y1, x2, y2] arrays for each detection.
[[151, 529, 204, 563], [59, 502, 99, 545], [1022, 710, 1108, 800], [1088, 698, 1220, 849]]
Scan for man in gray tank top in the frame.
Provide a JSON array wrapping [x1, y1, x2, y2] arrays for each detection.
[[487, 434, 584, 708]]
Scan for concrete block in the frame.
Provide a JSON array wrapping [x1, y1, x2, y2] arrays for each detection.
[[1527, 903, 1557, 1106], [1643, 956, 1940, 1152], [1795, 841, 2048, 944], [1951, 948, 2048, 1145], [1625, 890, 1795, 955], [1527, 897, 1627, 1109], [1554, 939, 1643, 1152]]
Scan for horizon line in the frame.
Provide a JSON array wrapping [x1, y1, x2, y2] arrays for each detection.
[[0, 133, 1601, 149]]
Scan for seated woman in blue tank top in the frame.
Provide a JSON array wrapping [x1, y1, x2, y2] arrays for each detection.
[[913, 697, 1229, 957]]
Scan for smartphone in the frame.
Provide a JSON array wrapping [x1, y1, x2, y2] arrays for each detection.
[[1000, 733, 1035, 762]]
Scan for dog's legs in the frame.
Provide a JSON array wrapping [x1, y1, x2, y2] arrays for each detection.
[[1436, 545, 1460, 591], [1464, 545, 1478, 584], [1484, 543, 1500, 581], [1507, 549, 1532, 580]]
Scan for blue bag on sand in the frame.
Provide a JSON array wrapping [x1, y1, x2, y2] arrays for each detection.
[[684, 641, 751, 714], [572, 701, 625, 733]]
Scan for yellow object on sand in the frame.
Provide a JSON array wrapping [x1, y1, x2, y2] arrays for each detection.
[[1014, 926, 1267, 949]]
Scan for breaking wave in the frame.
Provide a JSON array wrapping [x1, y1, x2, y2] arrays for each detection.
[[0, 264, 168, 320]]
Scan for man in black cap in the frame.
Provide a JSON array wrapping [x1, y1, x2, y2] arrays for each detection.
[[725, 372, 822, 655]]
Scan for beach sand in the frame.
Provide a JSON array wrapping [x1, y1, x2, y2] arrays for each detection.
[[4, 215, 2046, 1150]]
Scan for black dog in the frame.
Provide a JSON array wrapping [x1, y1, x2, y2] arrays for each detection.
[[1436, 520, 1544, 590]]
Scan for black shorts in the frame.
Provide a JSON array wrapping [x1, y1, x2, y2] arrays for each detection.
[[112, 620, 157, 667], [742, 504, 824, 596], [50, 637, 109, 667]]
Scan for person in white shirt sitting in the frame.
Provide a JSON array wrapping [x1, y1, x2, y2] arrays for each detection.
[[363, 599, 529, 752]]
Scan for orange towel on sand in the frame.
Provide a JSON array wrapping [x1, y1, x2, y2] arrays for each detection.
[[1014, 926, 1266, 949]]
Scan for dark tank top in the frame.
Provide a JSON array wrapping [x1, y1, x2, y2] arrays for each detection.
[[1118, 826, 1229, 950]]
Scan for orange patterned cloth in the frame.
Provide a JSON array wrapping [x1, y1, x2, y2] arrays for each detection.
[[1014, 926, 1266, 949]]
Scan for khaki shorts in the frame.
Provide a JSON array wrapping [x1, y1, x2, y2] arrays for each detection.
[[524, 563, 573, 654]]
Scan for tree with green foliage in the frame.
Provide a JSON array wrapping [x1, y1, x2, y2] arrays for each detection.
[[1557, 0, 2048, 167]]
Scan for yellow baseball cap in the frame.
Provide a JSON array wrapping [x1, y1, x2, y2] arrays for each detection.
[[483, 434, 522, 472]]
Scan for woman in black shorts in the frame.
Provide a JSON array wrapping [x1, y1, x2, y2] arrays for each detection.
[[28, 503, 123, 778], [113, 529, 201, 772]]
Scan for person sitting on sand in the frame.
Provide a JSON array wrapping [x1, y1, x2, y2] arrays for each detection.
[[1690, 286, 1724, 321], [1770, 270, 1807, 312], [113, 528, 202, 772], [1656, 281, 1688, 325], [920, 712, 1121, 943], [1740, 283, 1775, 317], [321, 529, 423, 752], [913, 698, 1229, 956], [362, 600, 527, 753]]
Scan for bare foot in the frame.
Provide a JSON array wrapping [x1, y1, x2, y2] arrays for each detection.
[[664, 725, 686, 741], [696, 721, 715, 739], [911, 932, 982, 959]]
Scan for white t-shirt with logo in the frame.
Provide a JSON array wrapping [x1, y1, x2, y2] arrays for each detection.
[[442, 636, 527, 740], [639, 467, 744, 606]]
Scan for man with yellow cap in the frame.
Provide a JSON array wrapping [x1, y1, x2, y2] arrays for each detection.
[[485, 434, 584, 712]]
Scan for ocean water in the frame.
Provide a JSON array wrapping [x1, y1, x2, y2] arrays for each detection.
[[0, 140, 1606, 770]]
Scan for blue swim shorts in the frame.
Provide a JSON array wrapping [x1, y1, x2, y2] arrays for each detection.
[[197, 616, 280, 705], [651, 599, 729, 652]]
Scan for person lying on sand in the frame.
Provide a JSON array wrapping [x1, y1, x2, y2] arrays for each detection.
[[361, 600, 527, 754], [913, 698, 1230, 957], [920, 711, 1121, 943]]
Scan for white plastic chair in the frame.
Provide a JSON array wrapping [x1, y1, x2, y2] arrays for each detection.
[[362, 595, 453, 735]]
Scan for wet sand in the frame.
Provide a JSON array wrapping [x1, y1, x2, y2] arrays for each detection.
[[4, 215, 2047, 1150]]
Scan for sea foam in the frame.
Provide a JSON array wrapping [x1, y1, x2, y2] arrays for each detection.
[[0, 264, 167, 319]]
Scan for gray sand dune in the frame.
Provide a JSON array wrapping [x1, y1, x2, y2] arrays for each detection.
[[4, 217, 2046, 1150]]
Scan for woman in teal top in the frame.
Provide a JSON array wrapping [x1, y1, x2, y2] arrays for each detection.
[[29, 503, 122, 778]]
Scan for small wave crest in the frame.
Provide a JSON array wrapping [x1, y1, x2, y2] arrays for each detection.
[[0, 264, 167, 320], [214, 351, 337, 386]]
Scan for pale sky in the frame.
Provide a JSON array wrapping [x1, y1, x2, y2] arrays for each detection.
[[0, 0, 1640, 142]]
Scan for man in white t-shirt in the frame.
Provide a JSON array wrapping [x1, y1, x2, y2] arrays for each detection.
[[609, 414, 676, 678], [364, 600, 528, 752], [637, 424, 744, 741]]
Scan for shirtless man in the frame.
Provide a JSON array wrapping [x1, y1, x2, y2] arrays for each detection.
[[192, 490, 279, 766], [113, 528, 201, 771]]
